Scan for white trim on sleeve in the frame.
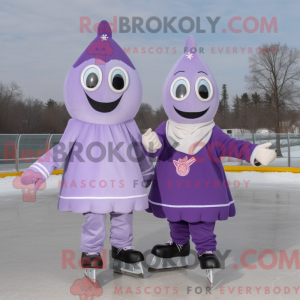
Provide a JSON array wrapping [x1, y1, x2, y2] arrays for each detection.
[[31, 165, 47, 180], [142, 165, 154, 174], [250, 145, 261, 166], [142, 171, 154, 177], [35, 162, 50, 178]]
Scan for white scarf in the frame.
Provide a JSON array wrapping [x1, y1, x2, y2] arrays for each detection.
[[166, 119, 215, 155]]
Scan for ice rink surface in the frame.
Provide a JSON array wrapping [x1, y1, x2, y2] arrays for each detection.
[[1, 171, 300, 300]]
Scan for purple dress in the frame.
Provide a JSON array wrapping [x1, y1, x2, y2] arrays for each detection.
[[144, 122, 257, 223], [141, 35, 262, 254], [29, 118, 152, 214], [22, 20, 154, 254]]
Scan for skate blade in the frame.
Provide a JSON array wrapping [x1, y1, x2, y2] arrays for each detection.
[[148, 255, 189, 272], [148, 265, 188, 273], [206, 269, 213, 288], [113, 260, 144, 278], [84, 268, 96, 282]]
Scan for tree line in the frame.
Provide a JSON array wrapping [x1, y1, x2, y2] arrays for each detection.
[[0, 82, 70, 134], [215, 85, 300, 134], [0, 82, 299, 136], [0, 43, 299, 136]]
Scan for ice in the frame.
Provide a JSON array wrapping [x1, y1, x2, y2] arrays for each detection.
[[0, 172, 299, 299]]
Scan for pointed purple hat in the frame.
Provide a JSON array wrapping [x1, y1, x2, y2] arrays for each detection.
[[162, 35, 220, 124], [184, 35, 197, 56], [73, 20, 135, 69]]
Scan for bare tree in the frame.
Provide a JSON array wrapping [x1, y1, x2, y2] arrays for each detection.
[[0, 82, 23, 133], [134, 104, 168, 133], [153, 105, 168, 129], [134, 103, 154, 133], [280, 109, 300, 133], [245, 43, 300, 156], [19, 98, 44, 133], [247, 92, 264, 133], [0, 82, 72, 134]]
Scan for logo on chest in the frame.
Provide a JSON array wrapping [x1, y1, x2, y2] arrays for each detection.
[[173, 156, 196, 176]]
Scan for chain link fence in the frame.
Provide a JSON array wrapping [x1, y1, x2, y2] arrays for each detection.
[[0, 134, 62, 173], [221, 132, 300, 168], [0, 132, 299, 173]]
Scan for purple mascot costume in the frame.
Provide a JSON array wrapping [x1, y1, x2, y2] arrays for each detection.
[[21, 20, 153, 279], [142, 35, 276, 286]]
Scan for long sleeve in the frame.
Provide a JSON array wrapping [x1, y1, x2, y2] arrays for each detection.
[[27, 119, 80, 180], [212, 127, 259, 165]]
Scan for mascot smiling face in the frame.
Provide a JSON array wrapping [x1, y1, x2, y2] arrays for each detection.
[[64, 20, 142, 125], [162, 35, 219, 124]]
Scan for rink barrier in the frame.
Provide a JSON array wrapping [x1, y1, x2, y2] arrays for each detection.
[[0, 166, 299, 178], [223, 166, 300, 173], [0, 169, 64, 178]]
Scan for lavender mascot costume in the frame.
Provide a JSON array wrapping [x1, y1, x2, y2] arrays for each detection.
[[21, 20, 153, 279], [142, 36, 276, 286]]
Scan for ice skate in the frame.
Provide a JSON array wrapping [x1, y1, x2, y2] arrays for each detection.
[[148, 241, 190, 272], [81, 252, 103, 281], [112, 246, 145, 278], [198, 251, 221, 288]]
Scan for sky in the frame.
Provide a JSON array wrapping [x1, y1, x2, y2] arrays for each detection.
[[0, 0, 299, 108]]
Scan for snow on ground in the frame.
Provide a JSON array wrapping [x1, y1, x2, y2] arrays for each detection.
[[226, 171, 300, 186], [1, 171, 299, 200], [0, 174, 63, 197], [0, 170, 299, 299]]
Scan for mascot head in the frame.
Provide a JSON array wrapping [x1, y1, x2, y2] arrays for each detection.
[[162, 35, 219, 124], [64, 20, 142, 125]]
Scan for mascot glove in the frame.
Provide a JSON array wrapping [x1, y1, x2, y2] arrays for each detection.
[[142, 128, 162, 153], [21, 169, 45, 190], [255, 142, 276, 166]]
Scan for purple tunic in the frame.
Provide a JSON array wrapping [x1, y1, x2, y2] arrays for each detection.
[[144, 122, 258, 223], [29, 118, 153, 214]]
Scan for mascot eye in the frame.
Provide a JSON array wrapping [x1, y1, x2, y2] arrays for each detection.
[[86, 73, 98, 88], [170, 77, 190, 101], [108, 67, 129, 93], [81, 65, 102, 91], [195, 77, 213, 101]]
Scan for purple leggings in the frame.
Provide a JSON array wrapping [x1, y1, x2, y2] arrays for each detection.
[[169, 220, 217, 254], [80, 212, 133, 253]]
